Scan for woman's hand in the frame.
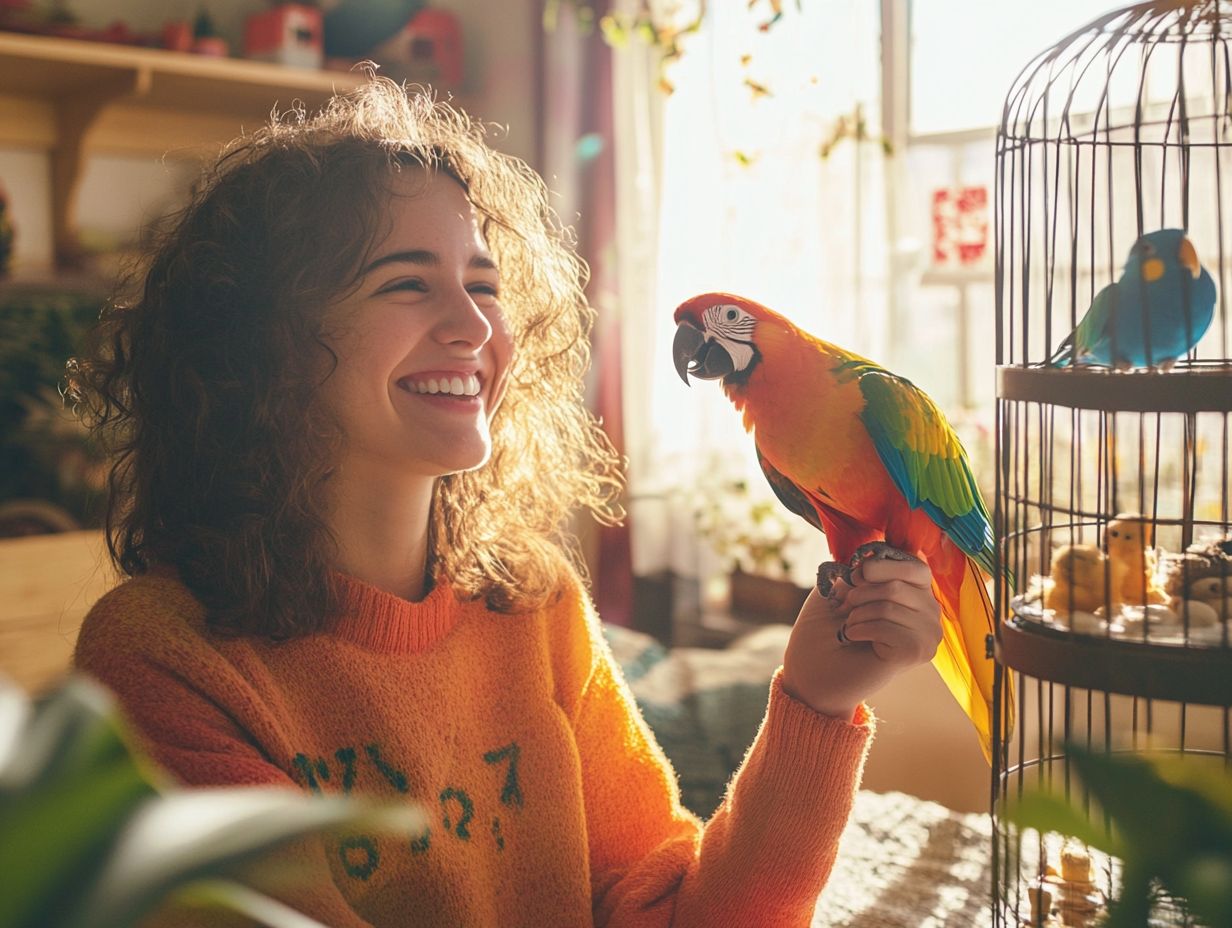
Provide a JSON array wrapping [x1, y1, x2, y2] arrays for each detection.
[[780, 556, 942, 721]]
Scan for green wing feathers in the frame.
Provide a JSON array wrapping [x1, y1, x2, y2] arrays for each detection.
[[856, 369, 997, 578]]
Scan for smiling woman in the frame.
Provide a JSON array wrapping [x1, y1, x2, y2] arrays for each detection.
[[70, 80, 620, 634]]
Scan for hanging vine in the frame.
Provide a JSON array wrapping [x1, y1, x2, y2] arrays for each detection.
[[543, 1, 887, 160], [544, 1, 802, 93]]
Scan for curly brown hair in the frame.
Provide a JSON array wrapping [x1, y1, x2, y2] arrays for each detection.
[[69, 78, 624, 636]]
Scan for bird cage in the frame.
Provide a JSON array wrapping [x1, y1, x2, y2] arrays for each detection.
[[993, 2, 1232, 926]]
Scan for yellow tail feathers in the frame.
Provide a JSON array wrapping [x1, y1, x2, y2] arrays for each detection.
[[930, 556, 1015, 764]]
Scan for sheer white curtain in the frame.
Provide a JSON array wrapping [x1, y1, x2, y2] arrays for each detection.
[[615, 1, 889, 600]]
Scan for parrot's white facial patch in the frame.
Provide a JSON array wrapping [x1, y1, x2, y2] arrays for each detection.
[[701, 303, 756, 373]]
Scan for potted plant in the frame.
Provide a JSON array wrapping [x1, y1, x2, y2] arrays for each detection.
[[690, 468, 811, 624], [0, 286, 111, 535]]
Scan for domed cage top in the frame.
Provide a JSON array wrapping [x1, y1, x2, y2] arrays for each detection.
[[992, 2, 1232, 927], [998, 0, 1232, 378]]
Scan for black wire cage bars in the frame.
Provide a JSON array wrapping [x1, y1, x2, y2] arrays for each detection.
[[993, 2, 1232, 926]]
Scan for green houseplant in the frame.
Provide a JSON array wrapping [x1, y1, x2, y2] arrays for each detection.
[[0, 286, 110, 534], [0, 674, 424, 928], [1006, 742, 1232, 928]]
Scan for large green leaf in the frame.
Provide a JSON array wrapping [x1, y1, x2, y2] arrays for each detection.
[[0, 678, 157, 928], [1002, 791, 1120, 856], [0, 760, 153, 928], [1148, 754, 1232, 826], [1173, 855, 1232, 927], [173, 879, 334, 928], [0, 675, 426, 928], [0, 676, 149, 791], [1006, 743, 1232, 928], [70, 788, 425, 928]]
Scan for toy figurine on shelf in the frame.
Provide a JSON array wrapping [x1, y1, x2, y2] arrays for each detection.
[[1103, 513, 1169, 606], [1031, 527, 1231, 642], [162, 19, 193, 52], [245, 3, 324, 69], [192, 6, 229, 57], [0, 0, 79, 37], [370, 7, 464, 87], [1051, 843, 1104, 927]]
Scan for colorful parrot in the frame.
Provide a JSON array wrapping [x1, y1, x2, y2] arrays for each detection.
[[672, 294, 1012, 762], [1048, 228, 1216, 369]]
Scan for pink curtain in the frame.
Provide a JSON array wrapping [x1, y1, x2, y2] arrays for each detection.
[[536, 2, 633, 626]]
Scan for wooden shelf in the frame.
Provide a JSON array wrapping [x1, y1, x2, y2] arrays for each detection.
[[0, 31, 368, 266], [0, 31, 365, 130]]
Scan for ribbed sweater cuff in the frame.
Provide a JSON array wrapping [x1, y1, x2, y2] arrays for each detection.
[[761, 667, 874, 788]]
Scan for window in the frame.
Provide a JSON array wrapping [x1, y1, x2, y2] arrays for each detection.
[[910, 1, 1123, 136], [623, 0, 1149, 595]]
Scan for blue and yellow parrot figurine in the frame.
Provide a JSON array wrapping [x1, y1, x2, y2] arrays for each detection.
[[1047, 228, 1216, 370]]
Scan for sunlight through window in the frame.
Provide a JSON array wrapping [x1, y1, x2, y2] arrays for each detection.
[[911, 1, 1131, 135]]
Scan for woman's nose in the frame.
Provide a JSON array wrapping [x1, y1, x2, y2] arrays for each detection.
[[436, 286, 493, 347]]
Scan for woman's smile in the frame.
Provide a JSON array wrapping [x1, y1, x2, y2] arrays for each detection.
[[395, 370, 485, 410], [398, 371, 482, 397]]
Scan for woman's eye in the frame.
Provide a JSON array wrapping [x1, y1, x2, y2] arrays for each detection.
[[468, 283, 500, 298], [379, 278, 428, 294]]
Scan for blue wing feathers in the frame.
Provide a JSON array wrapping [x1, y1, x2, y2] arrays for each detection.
[[878, 435, 918, 508]]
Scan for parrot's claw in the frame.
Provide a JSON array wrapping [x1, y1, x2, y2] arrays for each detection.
[[849, 541, 918, 569], [816, 561, 851, 600]]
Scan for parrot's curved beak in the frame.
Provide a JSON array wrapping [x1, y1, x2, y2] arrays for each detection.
[[1179, 236, 1201, 279], [673, 320, 734, 384]]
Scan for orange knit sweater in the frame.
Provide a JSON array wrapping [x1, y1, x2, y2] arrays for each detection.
[[74, 566, 873, 927]]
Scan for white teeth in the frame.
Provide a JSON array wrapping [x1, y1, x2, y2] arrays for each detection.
[[405, 375, 482, 396]]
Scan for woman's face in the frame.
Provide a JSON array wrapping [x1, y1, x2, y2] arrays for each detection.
[[318, 169, 514, 483]]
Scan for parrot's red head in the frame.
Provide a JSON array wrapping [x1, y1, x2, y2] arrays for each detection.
[[672, 292, 779, 386]]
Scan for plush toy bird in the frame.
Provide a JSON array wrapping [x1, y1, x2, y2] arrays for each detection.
[[1047, 228, 1216, 370], [1104, 513, 1169, 606], [1044, 544, 1126, 615], [673, 293, 1012, 761]]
